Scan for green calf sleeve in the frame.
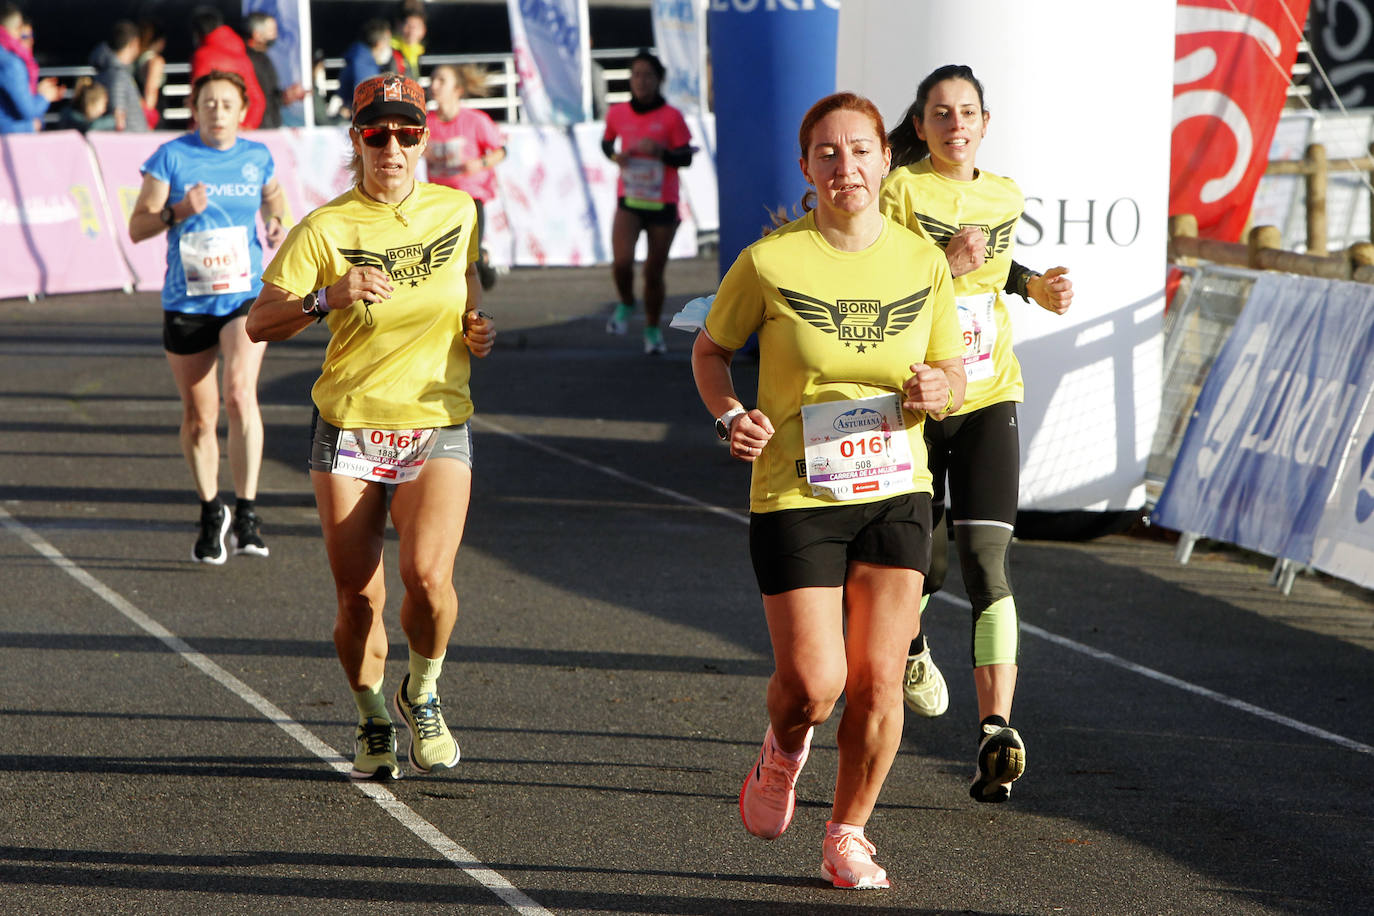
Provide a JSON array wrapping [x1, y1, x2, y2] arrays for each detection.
[[955, 524, 1017, 666], [972, 595, 1020, 666]]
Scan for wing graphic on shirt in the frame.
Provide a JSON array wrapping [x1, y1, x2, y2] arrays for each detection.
[[338, 247, 393, 273], [336, 223, 465, 283], [778, 287, 843, 335], [421, 224, 466, 274], [913, 211, 961, 249], [880, 287, 932, 337], [914, 211, 1019, 258], [986, 215, 1018, 257], [779, 286, 931, 348]]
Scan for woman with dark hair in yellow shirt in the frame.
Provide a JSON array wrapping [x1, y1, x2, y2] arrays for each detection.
[[881, 64, 1073, 804]]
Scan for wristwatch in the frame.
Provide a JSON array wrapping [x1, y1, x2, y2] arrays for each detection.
[[715, 406, 746, 440], [301, 290, 328, 319], [159, 205, 175, 227]]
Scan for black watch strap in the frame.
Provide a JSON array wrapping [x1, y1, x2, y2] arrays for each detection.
[[160, 205, 175, 227]]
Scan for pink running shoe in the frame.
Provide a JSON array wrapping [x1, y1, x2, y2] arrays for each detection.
[[738, 726, 812, 839], [821, 826, 890, 890]]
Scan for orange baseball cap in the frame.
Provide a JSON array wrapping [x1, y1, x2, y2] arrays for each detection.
[[352, 73, 426, 126]]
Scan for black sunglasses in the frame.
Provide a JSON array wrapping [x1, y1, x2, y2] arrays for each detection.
[[359, 126, 425, 148]]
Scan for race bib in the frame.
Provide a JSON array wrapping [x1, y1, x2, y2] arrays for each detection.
[[180, 226, 252, 296], [331, 428, 438, 484], [956, 292, 998, 382], [801, 393, 916, 502], [623, 157, 666, 209]]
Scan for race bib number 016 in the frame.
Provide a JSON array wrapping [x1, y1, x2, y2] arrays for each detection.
[[331, 428, 437, 484], [801, 393, 916, 501], [180, 226, 252, 296]]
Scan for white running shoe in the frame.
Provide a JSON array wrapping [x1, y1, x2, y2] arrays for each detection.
[[902, 643, 949, 717]]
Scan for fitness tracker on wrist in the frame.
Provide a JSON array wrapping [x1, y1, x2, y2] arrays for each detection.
[[715, 407, 746, 440], [159, 205, 175, 227]]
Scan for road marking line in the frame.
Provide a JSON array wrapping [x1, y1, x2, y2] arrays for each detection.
[[475, 416, 1374, 758], [0, 505, 553, 916]]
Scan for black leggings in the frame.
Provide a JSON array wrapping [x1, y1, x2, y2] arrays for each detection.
[[923, 400, 1020, 597]]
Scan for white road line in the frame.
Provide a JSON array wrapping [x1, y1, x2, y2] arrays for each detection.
[[475, 416, 1374, 758], [0, 505, 553, 916]]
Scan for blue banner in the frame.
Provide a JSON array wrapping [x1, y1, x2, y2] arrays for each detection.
[[1153, 272, 1374, 562], [709, 0, 839, 273], [508, 0, 590, 125], [652, 0, 705, 115]]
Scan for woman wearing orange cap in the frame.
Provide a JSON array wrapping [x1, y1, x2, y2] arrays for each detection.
[[247, 73, 496, 783]]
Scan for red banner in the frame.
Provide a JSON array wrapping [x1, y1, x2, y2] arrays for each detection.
[[1171, 0, 1310, 242]]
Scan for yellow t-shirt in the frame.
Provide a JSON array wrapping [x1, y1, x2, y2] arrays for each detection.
[[880, 159, 1025, 412], [705, 211, 964, 514], [262, 183, 480, 429]]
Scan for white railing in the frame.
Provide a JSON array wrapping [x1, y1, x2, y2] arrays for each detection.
[[40, 47, 646, 131]]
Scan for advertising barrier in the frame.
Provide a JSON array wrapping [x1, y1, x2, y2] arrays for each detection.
[[1311, 389, 1374, 589], [0, 120, 717, 300], [1152, 271, 1374, 573], [0, 131, 133, 298], [837, 0, 1173, 517]]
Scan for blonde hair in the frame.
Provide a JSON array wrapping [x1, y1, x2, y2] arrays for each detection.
[[431, 63, 490, 99]]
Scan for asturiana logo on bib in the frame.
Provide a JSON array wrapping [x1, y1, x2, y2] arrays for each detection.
[[833, 407, 883, 435]]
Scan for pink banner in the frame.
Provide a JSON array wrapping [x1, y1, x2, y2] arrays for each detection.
[[86, 131, 173, 292], [88, 128, 343, 292], [0, 131, 133, 297], [1, 123, 715, 302]]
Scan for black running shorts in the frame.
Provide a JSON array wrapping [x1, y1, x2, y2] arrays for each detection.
[[748, 492, 933, 596], [162, 300, 252, 356], [617, 197, 680, 227]]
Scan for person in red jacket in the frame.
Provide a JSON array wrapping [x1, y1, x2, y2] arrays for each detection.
[[188, 6, 265, 130]]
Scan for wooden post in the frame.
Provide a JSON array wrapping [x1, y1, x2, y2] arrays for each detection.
[[1368, 142, 1374, 245], [1169, 213, 1199, 266], [1306, 142, 1327, 256], [1248, 225, 1281, 268]]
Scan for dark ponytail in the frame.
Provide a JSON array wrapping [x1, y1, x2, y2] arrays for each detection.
[[887, 64, 986, 169]]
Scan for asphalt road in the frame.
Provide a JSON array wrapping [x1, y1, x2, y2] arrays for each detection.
[[1, 256, 1371, 915]]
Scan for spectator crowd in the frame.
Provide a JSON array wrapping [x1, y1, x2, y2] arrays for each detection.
[[0, 0, 437, 135]]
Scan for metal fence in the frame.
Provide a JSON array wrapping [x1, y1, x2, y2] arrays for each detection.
[[1145, 265, 1255, 504], [39, 47, 647, 131]]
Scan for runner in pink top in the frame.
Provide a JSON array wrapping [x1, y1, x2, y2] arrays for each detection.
[[601, 50, 694, 355], [425, 63, 506, 290]]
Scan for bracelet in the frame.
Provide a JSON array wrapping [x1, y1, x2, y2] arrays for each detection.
[[942, 388, 956, 414], [316, 285, 330, 313]]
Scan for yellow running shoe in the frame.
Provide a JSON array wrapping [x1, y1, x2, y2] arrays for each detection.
[[349, 717, 400, 781], [392, 675, 460, 773]]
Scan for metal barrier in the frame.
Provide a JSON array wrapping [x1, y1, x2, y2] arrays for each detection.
[[40, 47, 647, 131], [1145, 265, 1254, 505]]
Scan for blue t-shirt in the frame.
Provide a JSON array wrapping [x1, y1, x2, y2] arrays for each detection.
[[140, 133, 275, 315]]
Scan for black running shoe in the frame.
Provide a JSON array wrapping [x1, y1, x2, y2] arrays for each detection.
[[192, 504, 230, 565], [230, 510, 269, 557], [970, 723, 1025, 803]]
